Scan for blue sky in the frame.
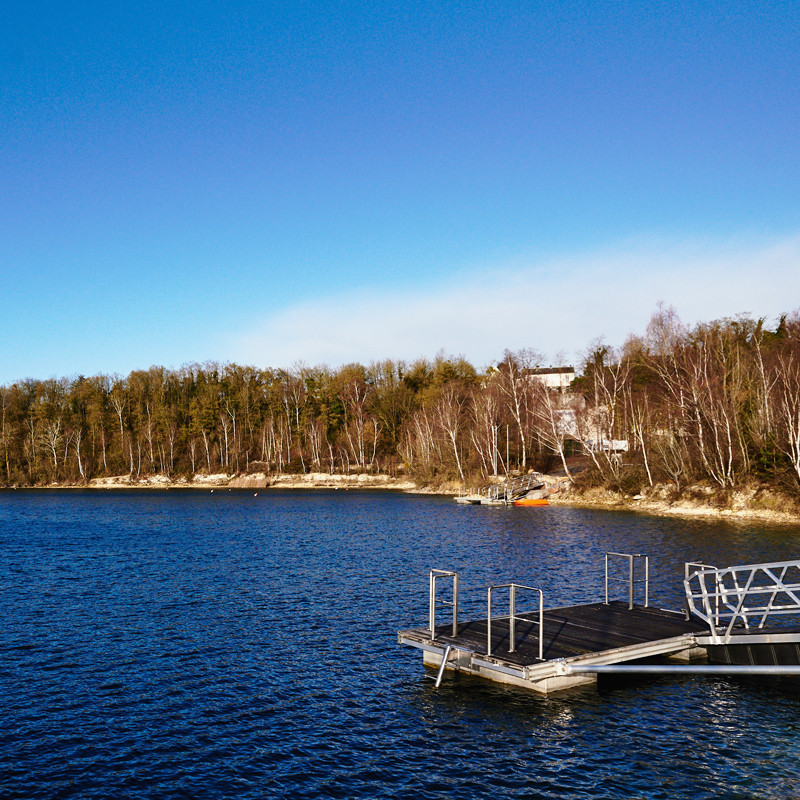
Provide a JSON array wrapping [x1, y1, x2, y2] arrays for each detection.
[[2, 0, 799, 382]]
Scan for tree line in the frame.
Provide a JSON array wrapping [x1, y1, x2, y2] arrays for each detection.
[[2, 307, 800, 494]]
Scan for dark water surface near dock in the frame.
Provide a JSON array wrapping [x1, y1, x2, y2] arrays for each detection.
[[2, 490, 800, 799]]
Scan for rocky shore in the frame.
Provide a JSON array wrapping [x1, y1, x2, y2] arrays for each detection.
[[82, 471, 424, 492], [550, 484, 800, 526]]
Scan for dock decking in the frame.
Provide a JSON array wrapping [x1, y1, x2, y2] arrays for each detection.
[[423, 601, 705, 662], [399, 600, 708, 693]]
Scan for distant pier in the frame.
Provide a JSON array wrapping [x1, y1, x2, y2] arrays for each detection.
[[455, 473, 550, 506]]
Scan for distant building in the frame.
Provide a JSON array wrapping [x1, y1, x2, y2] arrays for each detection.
[[526, 366, 575, 392], [584, 438, 630, 454]]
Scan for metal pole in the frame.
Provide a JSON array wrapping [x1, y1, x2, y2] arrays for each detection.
[[604, 554, 609, 605], [628, 554, 634, 610], [435, 645, 452, 687], [429, 572, 436, 640], [509, 585, 516, 653], [538, 589, 544, 660], [452, 573, 459, 637], [644, 556, 650, 607], [486, 587, 493, 656], [568, 664, 800, 676]]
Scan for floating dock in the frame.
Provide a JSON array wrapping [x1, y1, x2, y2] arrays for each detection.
[[398, 555, 800, 693]]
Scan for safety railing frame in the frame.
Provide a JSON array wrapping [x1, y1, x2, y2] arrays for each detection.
[[429, 569, 459, 641], [486, 583, 544, 660], [605, 552, 649, 610], [684, 559, 800, 639], [684, 561, 718, 620]]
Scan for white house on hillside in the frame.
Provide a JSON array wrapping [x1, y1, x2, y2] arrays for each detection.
[[527, 366, 575, 392]]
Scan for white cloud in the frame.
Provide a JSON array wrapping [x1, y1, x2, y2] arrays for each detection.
[[229, 234, 800, 369]]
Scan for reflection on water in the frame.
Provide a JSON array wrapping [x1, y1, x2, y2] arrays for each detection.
[[2, 490, 800, 799]]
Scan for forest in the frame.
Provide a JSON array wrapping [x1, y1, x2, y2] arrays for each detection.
[[2, 307, 800, 499]]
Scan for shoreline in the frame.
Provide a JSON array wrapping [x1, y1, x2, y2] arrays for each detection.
[[3, 471, 453, 495], [550, 489, 800, 526], [4, 472, 800, 525]]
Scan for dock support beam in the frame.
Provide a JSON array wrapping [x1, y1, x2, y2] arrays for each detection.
[[435, 646, 452, 687]]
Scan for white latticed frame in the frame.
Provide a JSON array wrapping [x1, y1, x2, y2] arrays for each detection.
[[684, 559, 800, 640]]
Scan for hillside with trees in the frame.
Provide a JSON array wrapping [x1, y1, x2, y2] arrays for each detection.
[[2, 308, 800, 510]]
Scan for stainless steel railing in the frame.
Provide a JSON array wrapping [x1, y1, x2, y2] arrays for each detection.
[[683, 561, 717, 621], [605, 552, 649, 609], [487, 583, 544, 660], [429, 569, 459, 640], [684, 559, 800, 638]]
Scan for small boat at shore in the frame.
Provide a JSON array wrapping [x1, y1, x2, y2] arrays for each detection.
[[514, 495, 549, 507]]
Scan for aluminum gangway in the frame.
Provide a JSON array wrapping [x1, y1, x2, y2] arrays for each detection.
[[486, 473, 546, 503], [683, 558, 800, 658], [455, 473, 547, 505]]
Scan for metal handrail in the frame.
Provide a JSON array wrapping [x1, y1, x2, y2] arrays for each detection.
[[685, 559, 800, 639], [684, 561, 718, 621], [487, 583, 544, 660], [605, 552, 649, 609], [685, 561, 716, 581], [429, 569, 459, 641]]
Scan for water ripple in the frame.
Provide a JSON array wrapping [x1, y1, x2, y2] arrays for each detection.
[[3, 490, 800, 798]]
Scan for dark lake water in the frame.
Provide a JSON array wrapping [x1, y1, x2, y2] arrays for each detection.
[[2, 490, 800, 799]]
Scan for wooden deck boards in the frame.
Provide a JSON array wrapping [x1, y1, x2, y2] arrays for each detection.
[[425, 601, 708, 665]]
